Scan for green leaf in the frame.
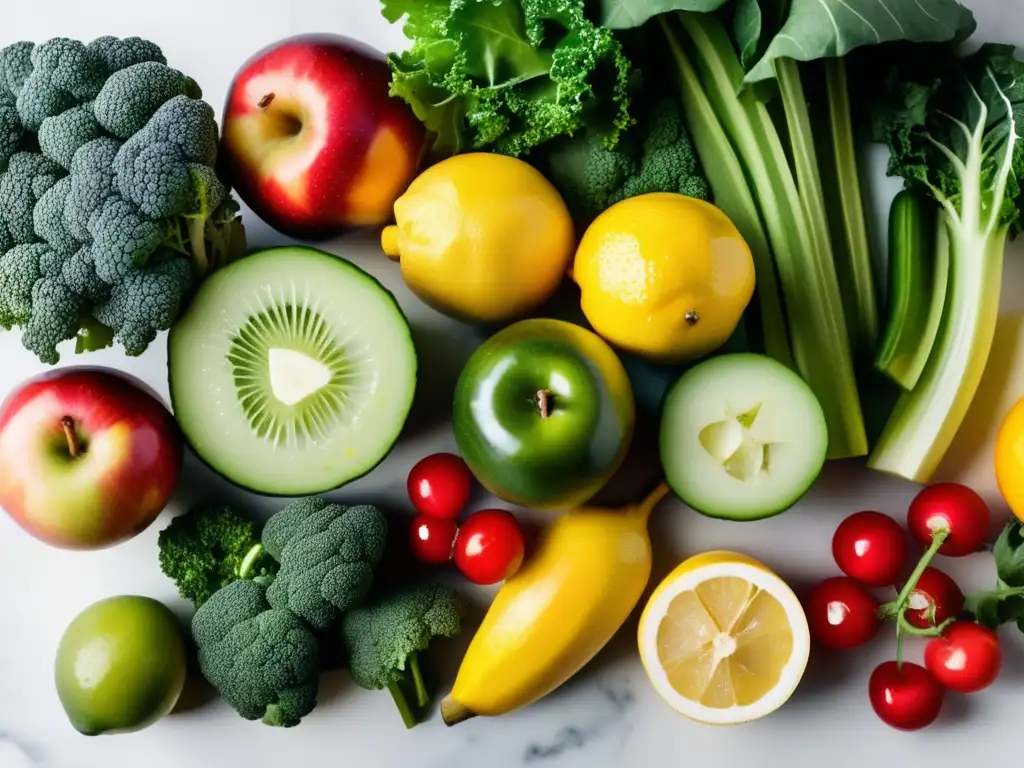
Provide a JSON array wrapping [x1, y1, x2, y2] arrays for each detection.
[[744, 0, 977, 84], [734, 0, 790, 70], [600, 0, 729, 30], [994, 520, 1024, 586]]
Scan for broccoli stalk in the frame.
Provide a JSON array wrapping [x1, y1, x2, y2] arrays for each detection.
[[340, 582, 463, 729]]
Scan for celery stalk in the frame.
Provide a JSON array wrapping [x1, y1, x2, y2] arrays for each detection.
[[675, 12, 868, 458], [660, 17, 792, 369], [820, 58, 879, 358]]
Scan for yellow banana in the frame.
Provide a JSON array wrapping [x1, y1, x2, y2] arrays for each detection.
[[441, 482, 671, 725]]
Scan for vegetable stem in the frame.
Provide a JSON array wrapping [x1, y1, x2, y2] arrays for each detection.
[[61, 416, 81, 458], [388, 680, 419, 730], [408, 652, 429, 709], [820, 57, 879, 358], [238, 544, 265, 581]]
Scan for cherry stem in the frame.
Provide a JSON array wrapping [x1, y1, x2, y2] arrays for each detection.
[[61, 416, 81, 458], [536, 389, 551, 419], [891, 529, 949, 671]]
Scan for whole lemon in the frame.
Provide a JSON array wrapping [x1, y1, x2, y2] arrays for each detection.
[[381, 153, 575, 324], [573, 193, 755, 363]]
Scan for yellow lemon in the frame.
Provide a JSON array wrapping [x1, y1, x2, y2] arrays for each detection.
[[637, 551, 809, 725], [573, 193, 755, 362], [995, 396, 1024, 521], [381, 153, 575, 324]]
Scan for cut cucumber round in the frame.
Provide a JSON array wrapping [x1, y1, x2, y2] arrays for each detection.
[[659, 353, 827, 521], [168, 246, 417, 496]]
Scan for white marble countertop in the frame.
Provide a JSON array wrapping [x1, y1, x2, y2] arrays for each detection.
[[3, 1, 1024, 766]]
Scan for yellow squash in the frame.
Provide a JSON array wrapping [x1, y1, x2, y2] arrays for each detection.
[[381, 152, 575, 324], [441, 482, 671, 725]]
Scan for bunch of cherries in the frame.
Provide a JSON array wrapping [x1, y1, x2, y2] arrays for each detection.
[[406, 452, 526, 586], [806, 482, 1004, 731]]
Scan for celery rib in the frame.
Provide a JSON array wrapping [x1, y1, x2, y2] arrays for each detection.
[[676, 12, 868, 458], [821, 58, 879, 359], [660, 16, 792, 369], [868, 228, 1006, 482]]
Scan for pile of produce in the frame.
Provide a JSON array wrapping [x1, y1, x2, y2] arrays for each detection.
[[6, 0, 1024, 744]]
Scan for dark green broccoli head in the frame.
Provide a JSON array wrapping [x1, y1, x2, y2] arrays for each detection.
[[263, 499, 388, 630], [158, 504, 278, 609], [64, 136, 121, 240], [0, 151, 64, 244], [38, 104, 103, 170], [0, 42, 34, 96], [91, 254, 193, 356], [16, 38, 107, 130], [21, 275, 82, 364], [0, 92, 24, 170], [340, 582, 463, 728], [93, 62, 201, 140], [87, 196, 163, 282], [61, 247, 109, 301], [192, 580, 320, 728], [33, 176, 77, 255], [86, 36, 166, 73], [0, 242, 47, 328]]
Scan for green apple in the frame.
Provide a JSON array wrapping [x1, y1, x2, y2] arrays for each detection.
[[54, 595, 188, 736], [453, 319, 635, 509]]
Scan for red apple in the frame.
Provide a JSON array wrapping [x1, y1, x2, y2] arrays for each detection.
[[221, 34, 427, 239], [0, 368, 183, 550]]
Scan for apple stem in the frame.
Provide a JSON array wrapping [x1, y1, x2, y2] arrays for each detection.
[[536, 389, 551, 419], [257, 92, 275, 111], [61, 416, 81, 458]]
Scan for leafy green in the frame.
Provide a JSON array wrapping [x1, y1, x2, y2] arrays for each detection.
[[965, 521, 1024, 632], [867, 43, 1024, 482], [599, 0, 728, 30], [744, 0, 977, 83], [733, 0, 789, 70], [381, 0, 635, 158]]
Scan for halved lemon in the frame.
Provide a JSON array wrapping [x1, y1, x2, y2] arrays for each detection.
[[638, 551, 810, 725]]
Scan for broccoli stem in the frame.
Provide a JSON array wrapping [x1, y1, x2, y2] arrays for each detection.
[[75, 315, 115, 354], [387, 680, 419, 729], [408, 652, 429, 709], [186, 215, 209, 276], [238, 543, 266, 580]]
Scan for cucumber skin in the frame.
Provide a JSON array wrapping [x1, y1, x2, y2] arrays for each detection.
[[875, 190, 947, 391]]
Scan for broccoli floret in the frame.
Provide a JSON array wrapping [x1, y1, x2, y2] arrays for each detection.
[[21, 275, 82, 364], [93, 62, 201, 139], [537, 96, 712, 226], [0, 151, 64, 243], [87, 196, 162, 281], [158, 505, 278, 609], [86, 36, 166, 73], [16, 38, 107, 130], [38, 104, 103, 169], [192, 580, 320, 728], [261, 498, 388, 630], [0, 92, 23, 170], [0, 36, 246, 364], [33, 175, 77, 254], [0, 42, 35, 96], [340, 582, 463, 729], [64, 136, 121, 239], [92, 254, 192, 355], [61, 246, 108, 301], [0, 243, 47, 328]]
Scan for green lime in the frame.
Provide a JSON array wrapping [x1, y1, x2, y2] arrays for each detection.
[[54, 595, 188, 736]]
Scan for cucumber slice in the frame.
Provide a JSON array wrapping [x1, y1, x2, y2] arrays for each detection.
[[168, 246, 417, 496], [659, 353, 827, 520]]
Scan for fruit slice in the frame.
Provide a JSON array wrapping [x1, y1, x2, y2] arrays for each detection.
[[659, 353, 827, 520], [638, 551, 810, 725], [168, 246, 417, 495]]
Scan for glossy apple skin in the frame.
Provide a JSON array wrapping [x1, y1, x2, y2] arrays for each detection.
[[221, 34, 427, 239], [453, 319, 635, 510], [0, 368, 183, 550]]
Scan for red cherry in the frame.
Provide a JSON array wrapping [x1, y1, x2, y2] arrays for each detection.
[[407, 453, 473, 520], [907, 483, 990, 557], [869, 661, 945, 731], [453, 509, 525, 585], [409, 514, 458, 565], [832, 511, 908, 587]]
